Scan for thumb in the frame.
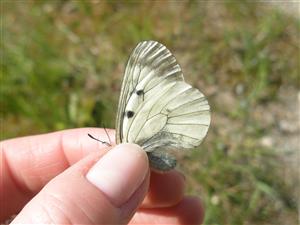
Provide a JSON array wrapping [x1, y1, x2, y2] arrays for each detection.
[[12, 144, 150, 224]]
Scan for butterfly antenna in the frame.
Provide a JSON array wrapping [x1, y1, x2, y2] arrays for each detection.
[[104, 127, 112, 146], [88, 133, 111, 147]]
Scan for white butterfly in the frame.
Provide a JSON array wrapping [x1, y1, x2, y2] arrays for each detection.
[[115, 40, 211, 171]]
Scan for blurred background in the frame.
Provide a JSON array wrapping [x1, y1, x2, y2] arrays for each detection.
[[1, 1, 299, 224]]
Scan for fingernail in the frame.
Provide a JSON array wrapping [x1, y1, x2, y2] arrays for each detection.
[[86, 143, 148, 206]]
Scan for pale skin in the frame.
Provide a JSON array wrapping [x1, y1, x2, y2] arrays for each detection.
[[0, 128, 204, 224]]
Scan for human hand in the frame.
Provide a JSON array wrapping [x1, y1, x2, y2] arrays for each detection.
[[1, 128, 204, 224]]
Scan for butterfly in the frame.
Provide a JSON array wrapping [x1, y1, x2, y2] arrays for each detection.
[[113, 40, 211, 171]]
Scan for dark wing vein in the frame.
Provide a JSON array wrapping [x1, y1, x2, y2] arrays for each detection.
[[170, 97, 207, 112], [168, 110, 210, 118], [166, 122, 209, 126]]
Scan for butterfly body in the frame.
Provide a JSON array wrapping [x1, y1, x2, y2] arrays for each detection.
[[116, 41, 211, 171]]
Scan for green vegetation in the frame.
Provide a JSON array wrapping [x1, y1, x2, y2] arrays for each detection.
[[1, 1, 299, 224]]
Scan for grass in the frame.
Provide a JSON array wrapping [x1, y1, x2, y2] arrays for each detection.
[[1, 1, 299, 224]]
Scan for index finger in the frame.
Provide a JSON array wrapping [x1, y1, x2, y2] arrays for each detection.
[[0, 128, 114, 220]]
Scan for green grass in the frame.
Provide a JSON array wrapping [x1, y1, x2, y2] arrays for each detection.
[[1, 1, 299, 224]]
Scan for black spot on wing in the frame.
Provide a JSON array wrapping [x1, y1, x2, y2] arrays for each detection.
[[126, 110, 135, 118], [136, 90, 144, 96]]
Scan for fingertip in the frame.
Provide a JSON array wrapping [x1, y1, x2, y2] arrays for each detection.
[[176, 196, 205, 225], [142, 170, 186, 208]]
